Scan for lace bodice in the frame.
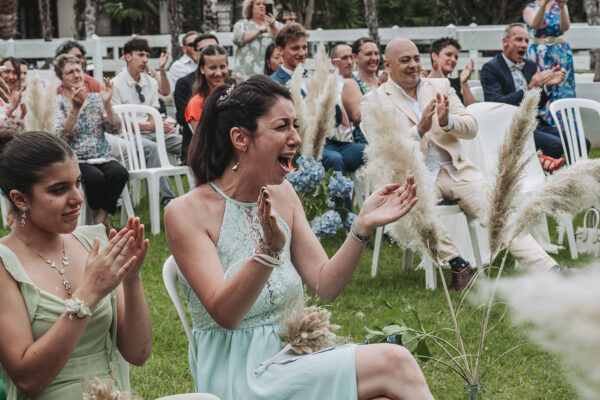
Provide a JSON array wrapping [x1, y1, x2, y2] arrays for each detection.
[[178, 183, 304, 331]]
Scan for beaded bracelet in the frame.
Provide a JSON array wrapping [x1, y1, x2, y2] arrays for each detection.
[[251, 247, 283, 268], [64, 298, 92, 320], [259, 238, 283, 257], [350, 223, 373, 243]]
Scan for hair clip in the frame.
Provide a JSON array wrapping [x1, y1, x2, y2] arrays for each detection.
[[218, 84, 235, 103]]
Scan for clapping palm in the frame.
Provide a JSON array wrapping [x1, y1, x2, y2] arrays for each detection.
[[359, 176, 418, 230], [108, 217, 149, 282], [100, 77, 113, 103]]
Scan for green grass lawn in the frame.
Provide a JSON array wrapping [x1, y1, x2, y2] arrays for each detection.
[[2, 150, 598, 399]]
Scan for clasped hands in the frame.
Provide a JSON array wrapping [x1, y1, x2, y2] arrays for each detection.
[[79, 217, 149, 309], [528, 65, 566, 90], [417, 93, 450, 137]]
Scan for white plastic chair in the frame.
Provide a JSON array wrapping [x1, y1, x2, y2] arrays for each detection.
[[549, 99, 600, 258], [113, 104, 194, 235], [549, 98, 598, 165], [370, 204, 483, 290], [162, 255, 197, 364], [155, 394, 221, 400], [1, 196, 9, 228], [470, 86, 484, 103]]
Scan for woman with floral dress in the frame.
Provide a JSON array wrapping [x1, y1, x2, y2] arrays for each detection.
[[523, 0, 575, 126], [233, 0, 282, 81]]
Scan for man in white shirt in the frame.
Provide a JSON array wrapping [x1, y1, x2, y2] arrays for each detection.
[[112, 36, 182, 208], [369, 38, 561, 290], [167, 31, 199, 94]]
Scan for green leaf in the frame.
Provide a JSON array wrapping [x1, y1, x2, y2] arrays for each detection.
[[403, 330, 419, 353], [382, 324, 406, 336], [363, 326, 385, 336]]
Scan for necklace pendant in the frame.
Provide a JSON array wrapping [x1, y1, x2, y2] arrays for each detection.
[[59, 268, 65, 274], [48, 261, 56, 268]]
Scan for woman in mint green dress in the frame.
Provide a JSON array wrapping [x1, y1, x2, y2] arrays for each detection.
[[165, 76, 434, 400], [0, 130, 151, 399]]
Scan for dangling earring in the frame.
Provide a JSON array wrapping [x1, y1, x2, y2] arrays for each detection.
[[232, 147, 246, 174], [432, 62, 438, 70], [20, 206, 27, 228]]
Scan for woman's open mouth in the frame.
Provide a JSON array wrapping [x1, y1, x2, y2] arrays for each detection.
[[278, 155, 293, 173]]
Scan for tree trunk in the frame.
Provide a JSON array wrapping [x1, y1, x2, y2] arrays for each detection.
[[0, 0, 18, 39], [364, 0, 378, 45], [168, 0, 183, 60], [74, 0, 86, 39], [304, 0, 314, 29], [583, 0, 600, 81], [38, 0, 53, 41]]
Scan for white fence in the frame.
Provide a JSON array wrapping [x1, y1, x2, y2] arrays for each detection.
[[1, 23, 599, 82]]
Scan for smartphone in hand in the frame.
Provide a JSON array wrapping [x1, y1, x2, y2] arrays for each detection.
[[266, 3, 274, 16]]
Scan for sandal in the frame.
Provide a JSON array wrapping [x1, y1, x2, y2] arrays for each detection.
[[537, 154, 565, 173]]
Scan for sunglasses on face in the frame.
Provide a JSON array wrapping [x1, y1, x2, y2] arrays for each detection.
[[135, 84, 145, 103]]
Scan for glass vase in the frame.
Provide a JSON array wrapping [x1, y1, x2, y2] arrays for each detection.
[[464, 383, 482, 400]]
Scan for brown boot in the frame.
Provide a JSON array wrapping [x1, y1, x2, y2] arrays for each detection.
[[449, 264, 474, 292]]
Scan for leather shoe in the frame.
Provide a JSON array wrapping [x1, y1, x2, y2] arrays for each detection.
[[449, 264, 474, 292]]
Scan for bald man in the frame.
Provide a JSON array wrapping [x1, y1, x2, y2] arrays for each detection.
[[365, 38, 561, 290]]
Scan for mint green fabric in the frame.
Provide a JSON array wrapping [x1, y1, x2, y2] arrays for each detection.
[[0, 224, 126, 399], [177, 183, 358, 400]]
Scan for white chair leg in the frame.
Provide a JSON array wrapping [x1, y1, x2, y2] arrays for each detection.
[[557, 224, 565, 245], [466, 215, 483, 270], [371, 226, 384, 277], [132, 179, 141, 206], [402, 248, 413, 272], [565, 218, 578, 259], [423, 254, 437, 290], [148, 178, 161, 235], [174, 175, 185, 196], [186, 170, 196, 189], [120, 184, 135, 226]]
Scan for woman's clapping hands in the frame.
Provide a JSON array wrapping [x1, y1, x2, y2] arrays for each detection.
[[354, 176, 418, 234]]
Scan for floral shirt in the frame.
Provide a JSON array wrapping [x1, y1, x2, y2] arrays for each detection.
[[55, 93, 120, 160], [233, 18, 283, 81]]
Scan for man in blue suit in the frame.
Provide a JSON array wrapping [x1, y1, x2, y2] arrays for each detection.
[[271, 23, 365, 209], [481, 23, 589, 163]]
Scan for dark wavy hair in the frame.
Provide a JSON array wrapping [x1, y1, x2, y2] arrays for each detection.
[[264, 43, 278, 75], [0, 130, 74, 211], [188, 76, 292, 184], [192, 44, 228, 98], [429, 37, 462, 63], [351, 37, 376, 55]]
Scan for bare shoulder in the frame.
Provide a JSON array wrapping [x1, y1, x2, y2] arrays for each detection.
[[165, 184, 224, 240]]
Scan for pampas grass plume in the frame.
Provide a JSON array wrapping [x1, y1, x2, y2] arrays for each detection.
[[23, 72, 56, 133], [279, 305, 340, 355], [359, 90, 442, 261], [487, 88, 540, 256], [511, 159, 600, 240], [477, 265, 600, 399], [289, 65, 307, 141]]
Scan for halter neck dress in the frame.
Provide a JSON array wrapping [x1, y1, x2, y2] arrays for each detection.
[[177, 182, 358, 399], [0, 224, 127, 399]]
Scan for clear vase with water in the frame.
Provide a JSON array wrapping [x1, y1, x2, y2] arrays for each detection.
[[464, 383, 482, 400]]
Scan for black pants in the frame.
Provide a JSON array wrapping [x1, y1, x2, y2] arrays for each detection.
[[79, 160, 129, 214]]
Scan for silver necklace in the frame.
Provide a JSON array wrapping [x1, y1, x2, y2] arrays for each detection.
[[12, 233, 72, 296]]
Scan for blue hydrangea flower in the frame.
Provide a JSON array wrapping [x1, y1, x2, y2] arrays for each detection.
[[311, 210, 342, 238], [325, 199, 336, 209], [286, 156, 325, 193], [327, 171, 354, 200], [344, 212, 357, 230]]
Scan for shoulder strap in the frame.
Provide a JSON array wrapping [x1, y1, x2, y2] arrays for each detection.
[[0, 243, 32, 284], [72, 224, 109, 251]]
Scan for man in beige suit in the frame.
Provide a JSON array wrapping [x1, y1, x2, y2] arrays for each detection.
[[372, 38, 560, 290]]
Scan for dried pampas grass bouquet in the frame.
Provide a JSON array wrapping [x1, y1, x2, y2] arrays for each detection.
[[279, 305, 340, 355], [255, 306, 340, 375], [83, 377, 138, 400]]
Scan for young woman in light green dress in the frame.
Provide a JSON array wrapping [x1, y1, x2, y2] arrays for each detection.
[[165, 76, 435, 400], [0, 130, 151, 399]]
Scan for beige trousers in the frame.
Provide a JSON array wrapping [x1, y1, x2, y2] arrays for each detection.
[[435, 169, 556, 270]]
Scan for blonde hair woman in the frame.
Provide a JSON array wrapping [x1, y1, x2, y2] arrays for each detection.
[[232, 0, 282, 81]]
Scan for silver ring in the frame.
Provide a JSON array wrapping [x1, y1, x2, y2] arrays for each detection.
[[265, 221, 270, 226]]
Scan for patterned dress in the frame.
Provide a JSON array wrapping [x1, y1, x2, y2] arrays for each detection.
[[524, 1, 576, 125], [233, 19, 283, 81], [177, 182, 358, 400]]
